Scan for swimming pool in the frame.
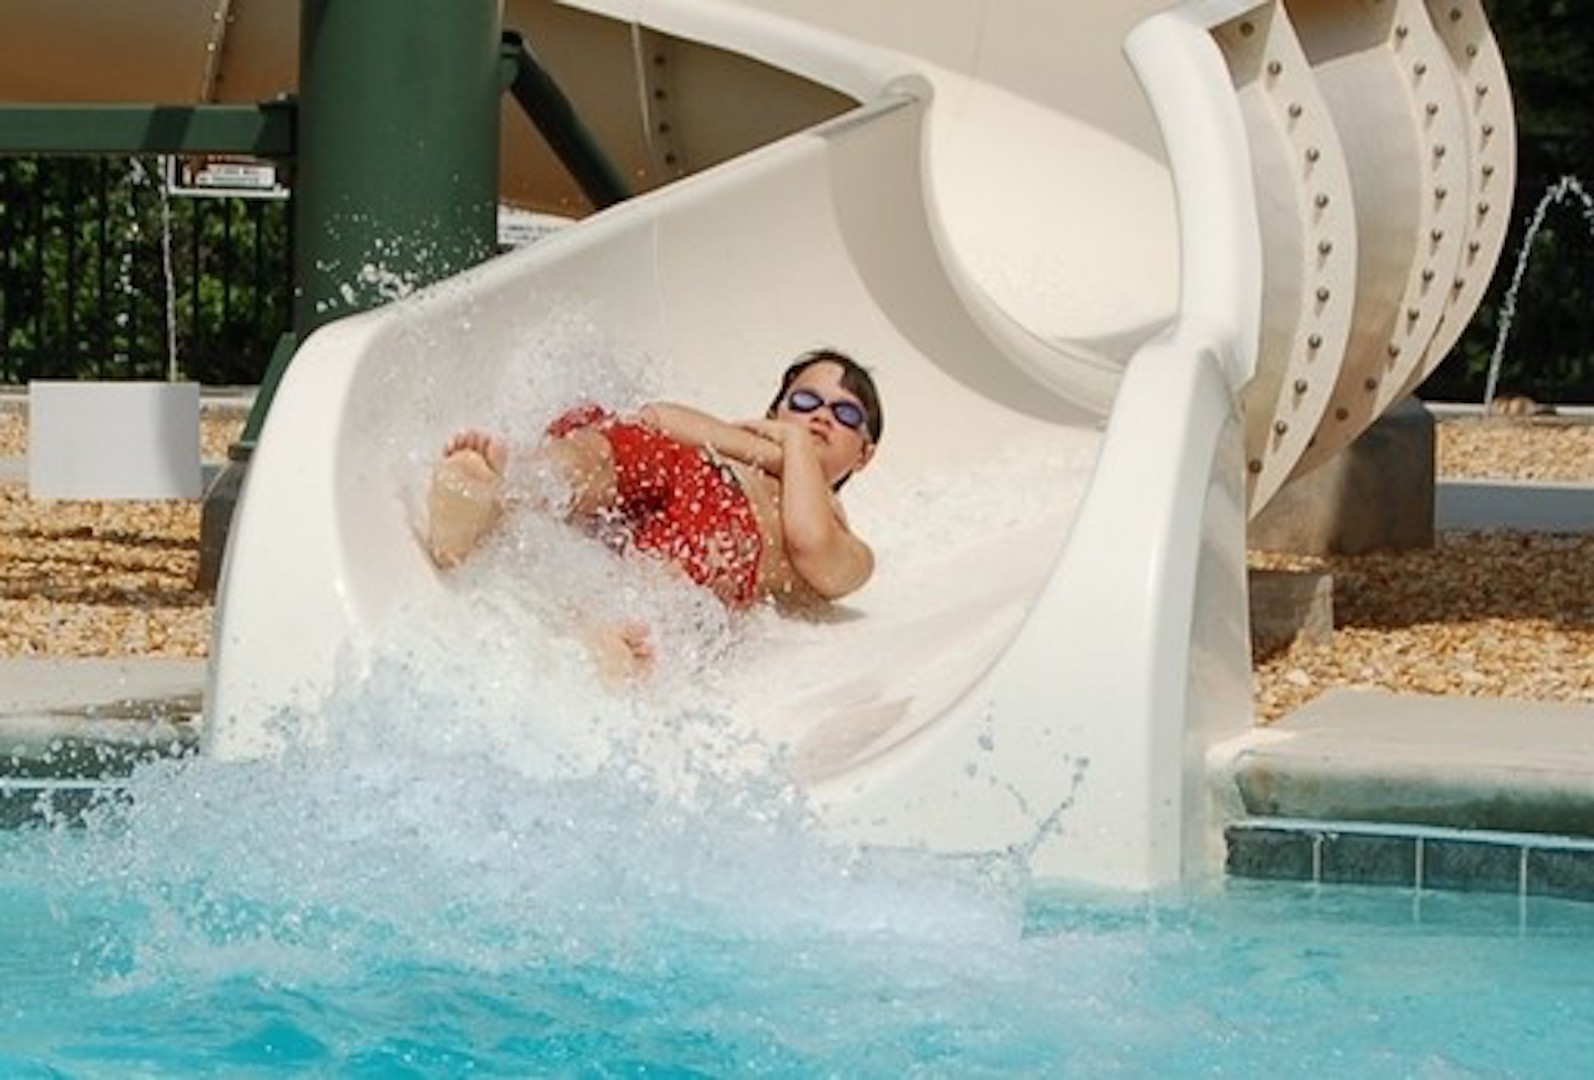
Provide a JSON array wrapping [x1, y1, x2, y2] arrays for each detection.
[[3, 736, 1592, 1077]]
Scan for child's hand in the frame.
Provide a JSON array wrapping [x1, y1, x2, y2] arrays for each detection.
[[737, 417, 804, 447]]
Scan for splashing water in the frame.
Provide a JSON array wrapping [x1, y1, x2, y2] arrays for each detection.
[[14, 473, 1068, 1071], [1483, 175, 1594, 410]]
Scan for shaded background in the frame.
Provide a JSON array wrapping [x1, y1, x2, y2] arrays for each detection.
[[1419, 0, 1594, 405]]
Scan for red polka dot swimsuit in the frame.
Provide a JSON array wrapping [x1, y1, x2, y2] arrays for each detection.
[[547, 405, 763, 607]]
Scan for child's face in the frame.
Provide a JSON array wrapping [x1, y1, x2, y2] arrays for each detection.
[[774, 361, 874, 486]]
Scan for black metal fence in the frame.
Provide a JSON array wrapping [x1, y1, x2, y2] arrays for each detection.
[[0, 156, 291, 386]]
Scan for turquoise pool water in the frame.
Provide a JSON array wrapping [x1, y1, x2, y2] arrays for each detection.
[[3, 741, 1592, 1076]]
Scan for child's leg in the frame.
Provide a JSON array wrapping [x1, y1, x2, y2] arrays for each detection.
[[529, 428, 619, 519], [580, 618, 655, 688], [427, 427, 622, 568]]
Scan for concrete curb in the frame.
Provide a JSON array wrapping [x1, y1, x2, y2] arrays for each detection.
[[1437, 479, 1594, 533], [1223, 688, 1594, 836]]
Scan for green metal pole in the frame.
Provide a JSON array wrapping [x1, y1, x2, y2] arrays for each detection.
[[294, 0, 502, 339]]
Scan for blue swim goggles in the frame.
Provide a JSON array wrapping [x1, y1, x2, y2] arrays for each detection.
[[785, 387, 869, 435]]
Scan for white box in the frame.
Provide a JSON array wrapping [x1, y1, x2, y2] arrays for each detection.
[[28, 381, 202, 500]]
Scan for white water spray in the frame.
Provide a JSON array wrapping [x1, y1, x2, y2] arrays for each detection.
[[155, 157, 179, 382], [1483, 175, 1594, 410], [124, 156, 181, 380]]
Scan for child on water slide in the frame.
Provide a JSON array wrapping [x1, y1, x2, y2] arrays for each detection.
[[426, 350, 883, 681]]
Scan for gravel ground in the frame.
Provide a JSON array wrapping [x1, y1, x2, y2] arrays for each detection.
[[3, 404, 1592, 722], [0, 405, 240, 659], [1252, 416, 1594, 720]]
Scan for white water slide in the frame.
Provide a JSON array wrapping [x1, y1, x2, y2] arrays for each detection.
[[8, 1, 1515, 889]]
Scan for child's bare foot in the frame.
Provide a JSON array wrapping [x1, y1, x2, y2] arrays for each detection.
[[584, 619, 655, 689], [443, 430, 510, 474], [427, 433, 510, 567]]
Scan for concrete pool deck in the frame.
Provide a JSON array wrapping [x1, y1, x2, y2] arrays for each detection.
[[1229, 689, 1594, 832]]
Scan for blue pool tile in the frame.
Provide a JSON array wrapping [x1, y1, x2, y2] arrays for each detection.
[[1421, 837, 1524, 894], [1225, 826, 1317, 881], [1320, 831, 1417, 887], [1526, 847, 1594, 902]]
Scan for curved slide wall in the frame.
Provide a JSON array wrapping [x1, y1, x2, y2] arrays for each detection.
[[3, 1, 1513, 889]]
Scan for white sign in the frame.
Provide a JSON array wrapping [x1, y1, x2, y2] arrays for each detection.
[[165, 156, 289, 201]]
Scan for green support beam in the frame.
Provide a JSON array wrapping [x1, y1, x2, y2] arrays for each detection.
[[502, 31, 629, 210], [0, 102, 295, 158], [294, 0, 502, 339]]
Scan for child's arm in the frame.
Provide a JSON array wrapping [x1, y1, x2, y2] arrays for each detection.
[[738, 417, 874, 600], [637, 402, 783, 474]]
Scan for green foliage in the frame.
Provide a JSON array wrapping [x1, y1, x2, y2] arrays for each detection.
[[0, 155, 290, 385]]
